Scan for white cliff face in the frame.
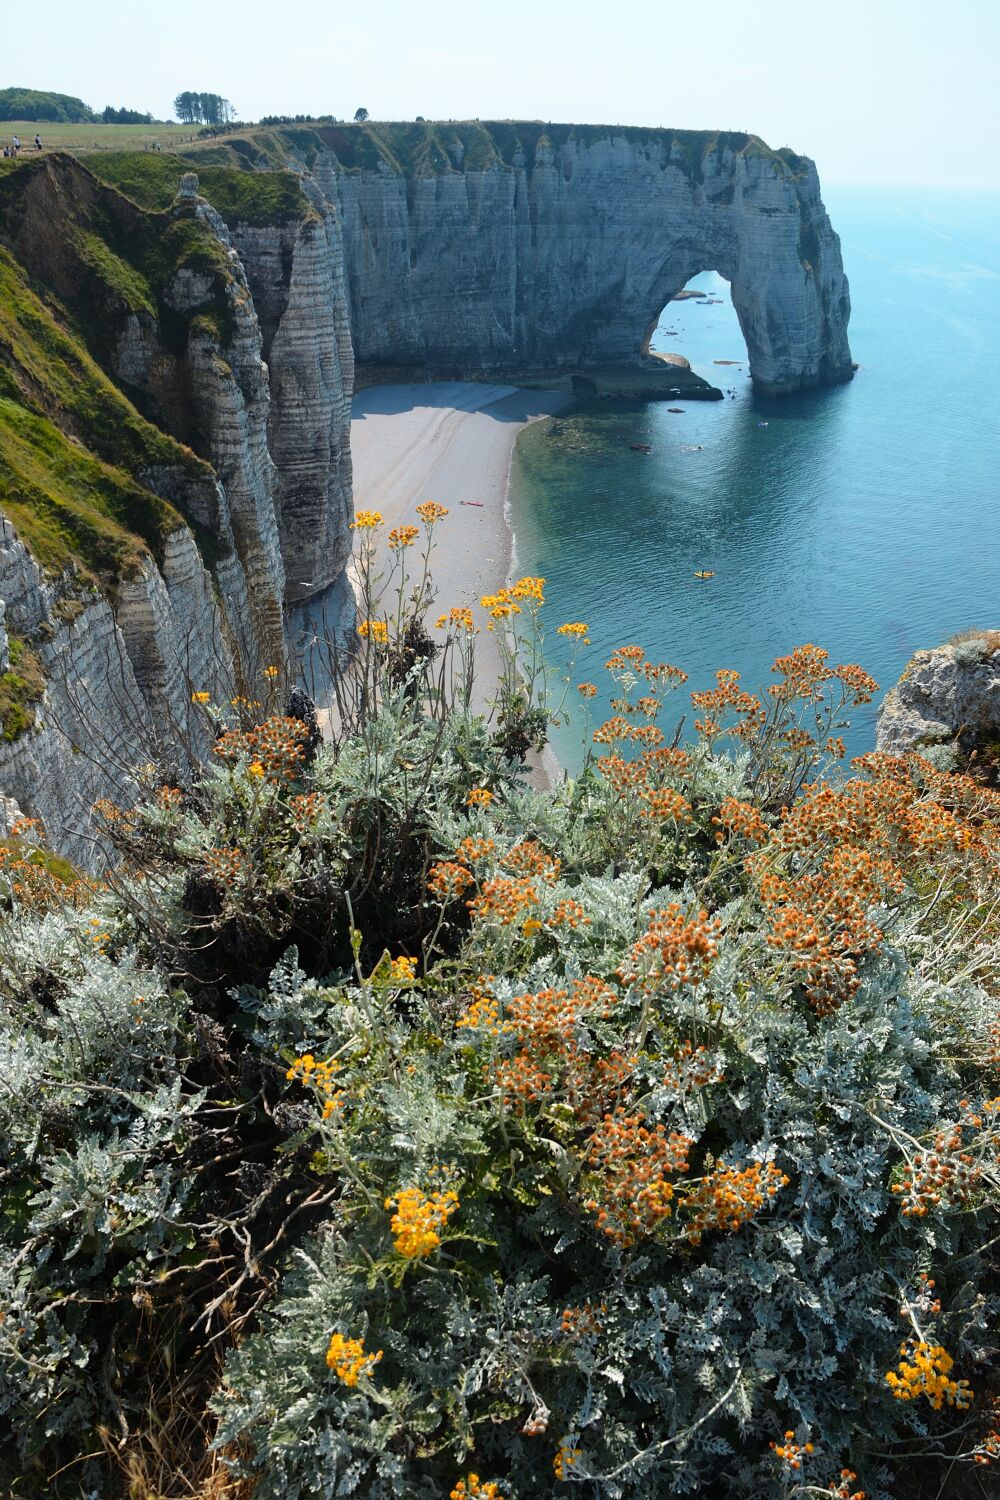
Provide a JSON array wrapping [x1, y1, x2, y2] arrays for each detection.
[[230, 194, 354, 601], [300, 130, 851, 397], [0, 516, 230, 861], [877, 639, 1000, 757]]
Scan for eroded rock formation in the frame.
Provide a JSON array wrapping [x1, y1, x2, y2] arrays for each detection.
[[877, 636, 1000, 760], [287, 123, 852, 398]]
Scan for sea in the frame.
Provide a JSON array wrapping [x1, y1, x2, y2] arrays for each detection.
[[508, 185, 1000, 768]]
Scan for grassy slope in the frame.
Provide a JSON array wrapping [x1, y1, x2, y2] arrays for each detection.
[[87, 151, 311, 226]]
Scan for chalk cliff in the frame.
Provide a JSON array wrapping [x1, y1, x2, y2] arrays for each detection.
[[276, 122, 852, 398], [0, 121, 853, 856]]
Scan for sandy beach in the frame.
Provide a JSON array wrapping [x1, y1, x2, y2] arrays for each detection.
[[348, 381, 568, 706]]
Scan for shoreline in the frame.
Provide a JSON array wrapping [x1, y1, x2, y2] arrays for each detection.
[[349, 381, 569, 713], [291, 381, 571, 786]]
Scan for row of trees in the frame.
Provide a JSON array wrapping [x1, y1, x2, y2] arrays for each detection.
[[172, 92, 237, 125]]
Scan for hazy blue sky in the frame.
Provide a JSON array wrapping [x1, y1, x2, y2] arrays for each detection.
[[8, 0, 1000, 187]]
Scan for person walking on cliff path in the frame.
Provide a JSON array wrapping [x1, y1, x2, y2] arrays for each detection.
[[11, 136, 20, 155], [34, 134, 42, 151]]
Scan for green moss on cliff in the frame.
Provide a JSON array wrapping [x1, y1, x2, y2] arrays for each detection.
[[0, 245, 211, 482], [0, 636, 45, 741], [0, 395, 183, 583]]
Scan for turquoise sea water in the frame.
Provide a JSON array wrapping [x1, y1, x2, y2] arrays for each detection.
[[509, 186, 1000, 766]]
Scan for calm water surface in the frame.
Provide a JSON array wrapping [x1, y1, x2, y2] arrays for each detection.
[[510, 186, 1000, 766]]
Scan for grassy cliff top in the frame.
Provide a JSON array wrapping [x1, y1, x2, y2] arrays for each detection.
[[167, 119, 811, 182], [86, 151, 312, 225]]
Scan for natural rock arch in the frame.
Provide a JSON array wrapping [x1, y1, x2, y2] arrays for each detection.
[[299, 123, 853, 399]]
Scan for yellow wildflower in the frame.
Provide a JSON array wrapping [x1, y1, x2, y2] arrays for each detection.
[[358, 619, 389, 645], [557, 621, 590, 641], [553, 1441, 581, 1480], [886, 1341, 973, 1411], [191, 691, 211, 704], [248, 761, 265, 780], [416, 501, 449, 523], [262, 665, 280, 680], [351, 510, 383, 530], [325, 1332, 382, 1386], [385, 1185, 459, 1258], [389, 955, 418, 983]]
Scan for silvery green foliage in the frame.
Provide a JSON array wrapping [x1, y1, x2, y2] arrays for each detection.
[[0, 910, 198, 1453], [214, 920, 998, 1500]]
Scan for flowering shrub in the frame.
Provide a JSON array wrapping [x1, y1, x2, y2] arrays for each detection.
[[1, 517, 998, 1498]]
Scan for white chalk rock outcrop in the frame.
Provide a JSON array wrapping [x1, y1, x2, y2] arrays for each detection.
[[876, 638, 1000, 756], [296, 127, 852, 397]]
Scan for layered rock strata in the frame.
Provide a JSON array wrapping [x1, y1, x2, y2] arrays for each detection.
[[287, 124, 852, 398]]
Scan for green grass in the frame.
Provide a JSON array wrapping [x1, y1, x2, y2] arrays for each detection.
[[0, 636, 45, 741], [85, 151, 310, 226], [0, 120, 206, 153], [0, 244, 210, 482], [0, 395, 183, 583]]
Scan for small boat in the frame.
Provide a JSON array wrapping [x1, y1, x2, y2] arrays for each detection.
[[694, 570, 715, 579], [757, 421, 769, 428], [667, 407, 684, 414], [630, 443, 653, 454]]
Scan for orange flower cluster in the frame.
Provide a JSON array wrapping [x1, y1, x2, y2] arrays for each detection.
[[662, 1041, 724, 1095], [691, 668, 764, 742], [549, 897, 590, 929], [619, 904, 721, 992], [501, 839, 561, 884], [325, 1332, 382, 1385], [288, 791, 322, 830], [214, 716, 311, 783], [358, 619, 389, 645], [468, 876, 540, 927], [453, 836, 496, 866], [510, 575, 545, 604], [494, 978, 620, 1113], [769, 1431, 814, 1471], [558, 621, 590, 640], [582, 1111, 693, 1245], [466, 786, 494, 807], [450, 1475, 500, 1500], [436, 606, 476, 632], [639, 786, 693, 823], [684, 1161, 789, 1243], [560, 1302, 606, 1338], [553, 1441, 581, 1480], [0, 843, 85, 913], [748, 755, 1000, 1014], [825, 1469, 866, 1500], [885, 1340, 973, 1410], [768, 644, 876, 705], [203, 846, 245, 886], [416, 501, 449, 523], [577, 682, 598, 698], [156, 785, 183, 811], [891, 1123, 981, 1216], [385, 1185, 459, 1258], [350, 510, 383, 531], [427, 861, 475, 901], [388, 524, 419, 549], [712, 796, 769, 845]]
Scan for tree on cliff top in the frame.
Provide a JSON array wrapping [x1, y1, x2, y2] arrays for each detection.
[[173, 91, 236, 125], [354, 106, 370, 121]]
